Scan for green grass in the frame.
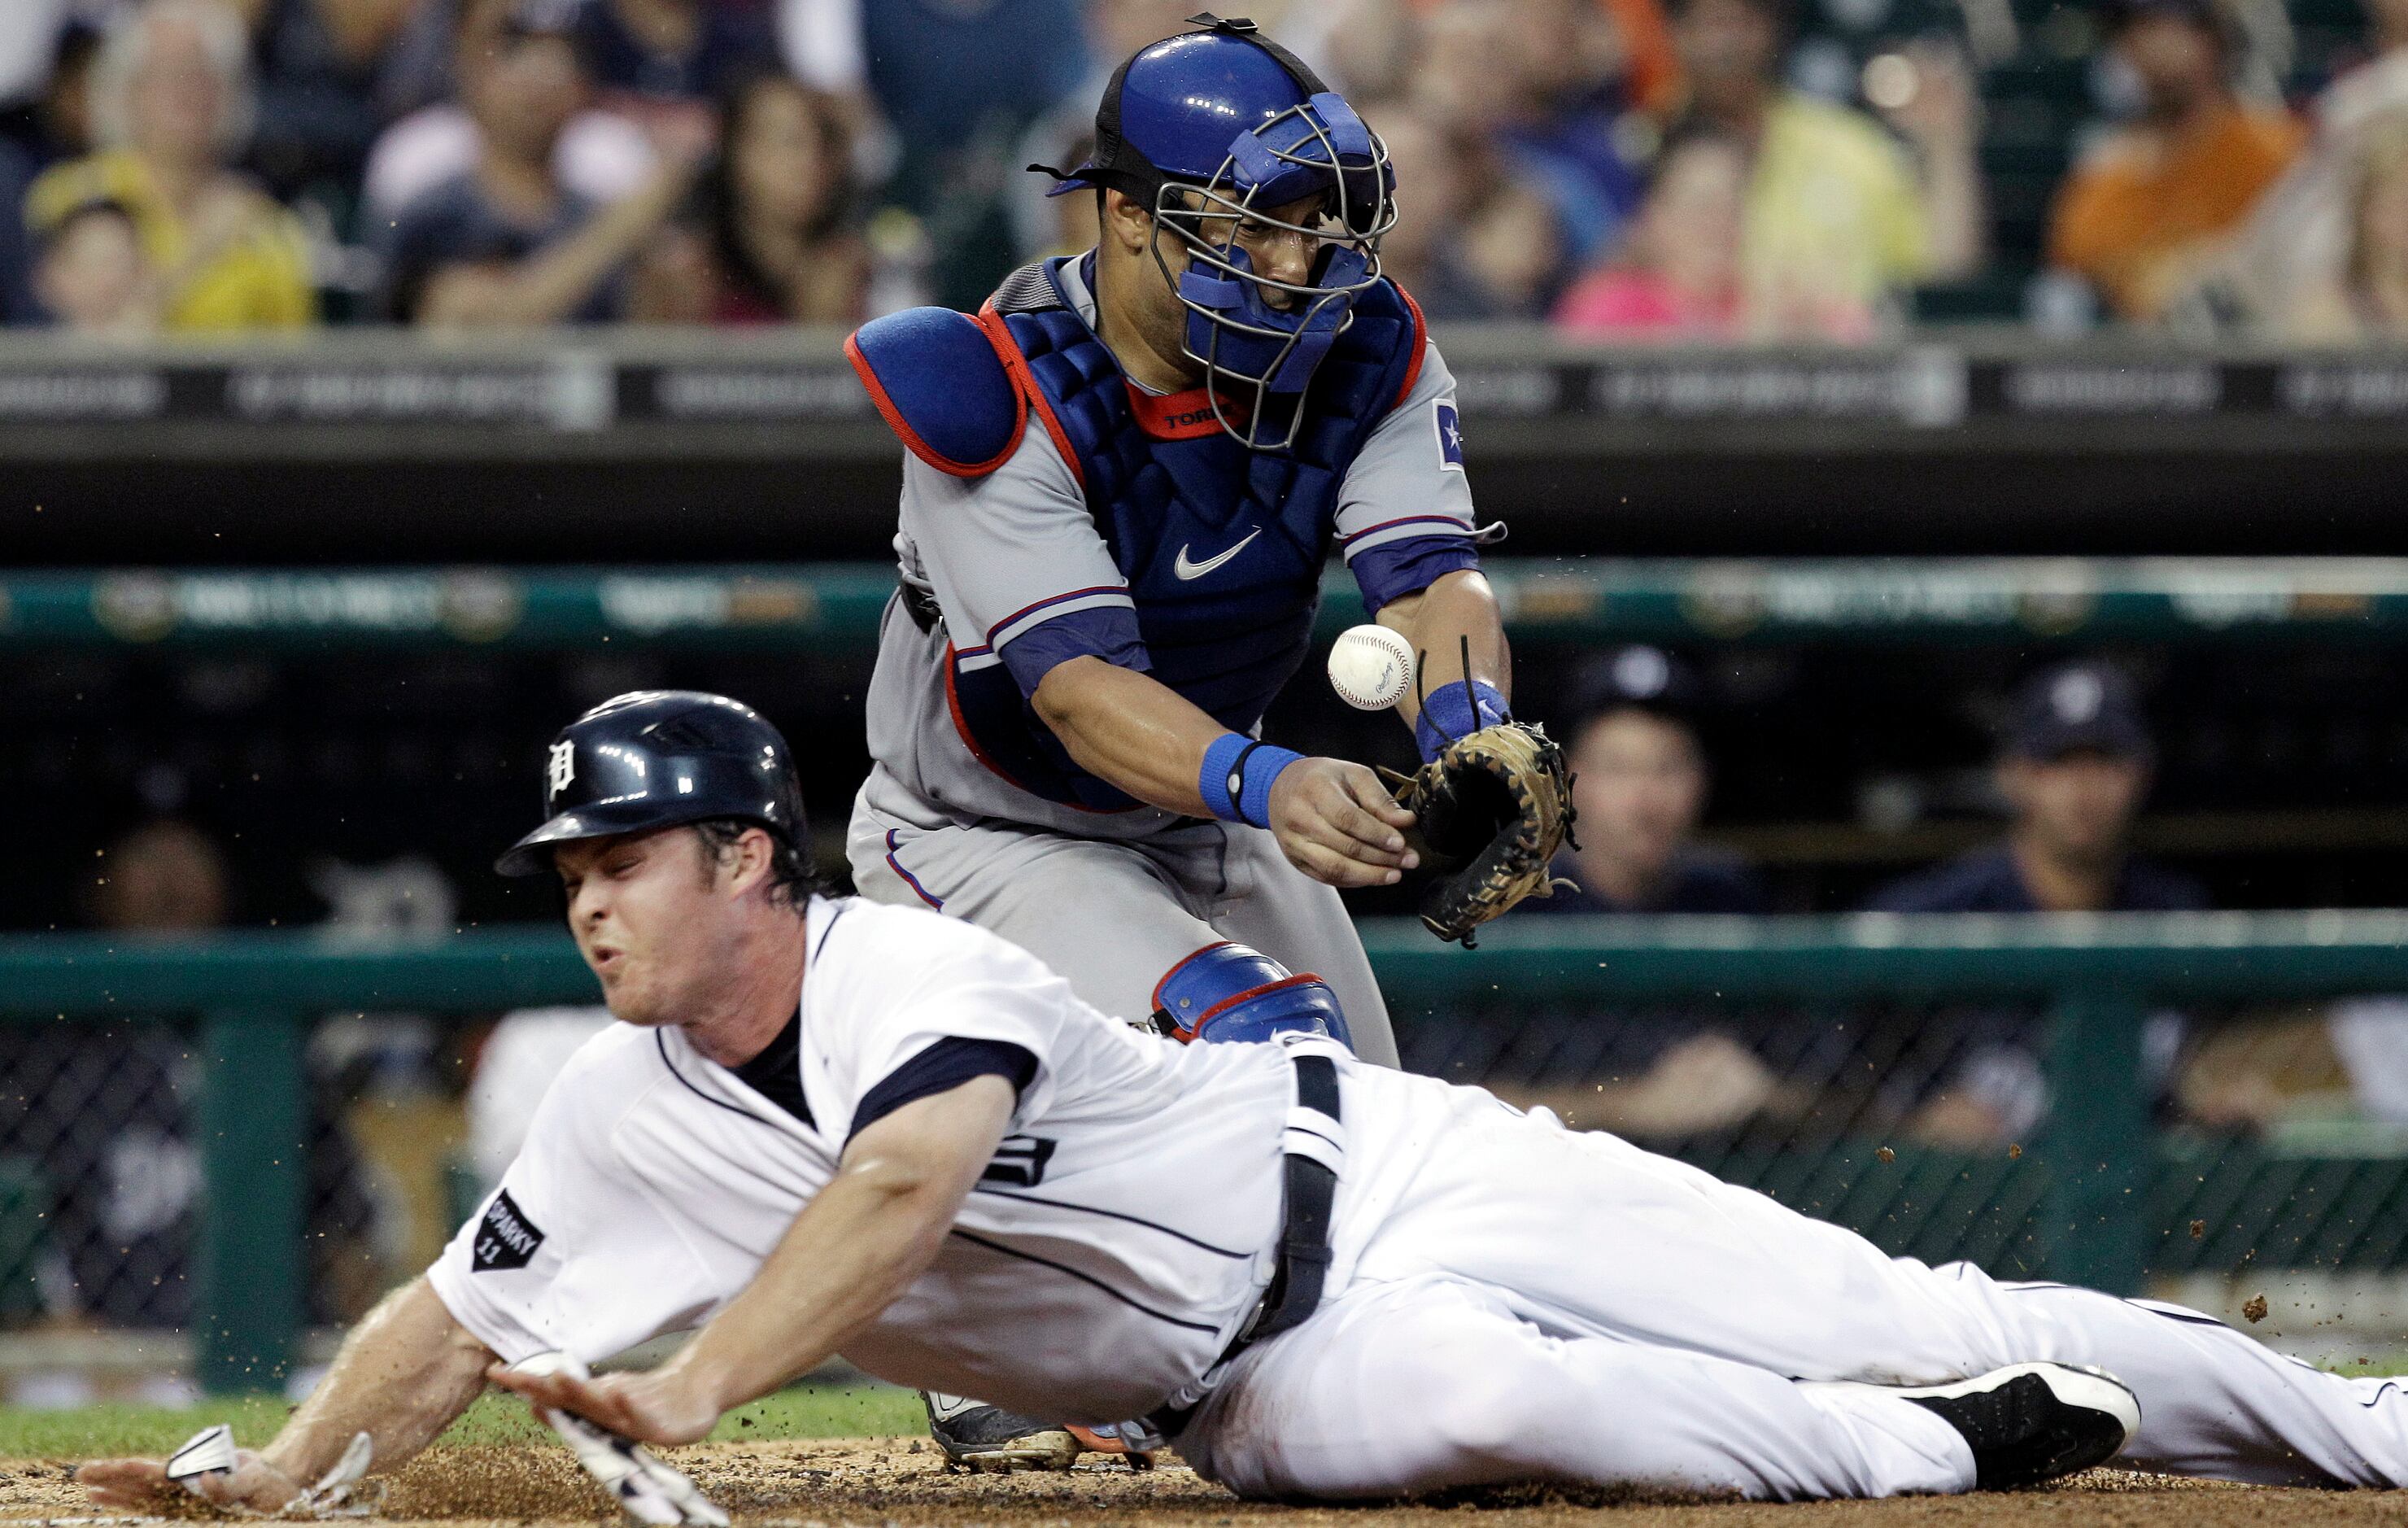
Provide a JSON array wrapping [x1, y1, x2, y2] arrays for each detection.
[[0, 1382, 924, 1461]]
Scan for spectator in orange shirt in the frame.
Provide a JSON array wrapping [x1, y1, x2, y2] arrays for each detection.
[[2047, 0, 2304, 321]]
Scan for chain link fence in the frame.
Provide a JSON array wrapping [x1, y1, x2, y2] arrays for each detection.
[[0, 1015, 407, 1401], [5, 918, 2408, 1395], [1401, 988, 2408, 1282]]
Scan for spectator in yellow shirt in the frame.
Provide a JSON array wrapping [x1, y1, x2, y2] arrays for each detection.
[[2046, 0, 2303, 322], [24, 0, 315, 333], [1668, 0, 1984, 338]]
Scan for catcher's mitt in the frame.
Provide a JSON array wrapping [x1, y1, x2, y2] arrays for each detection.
[[1387, 721, 1577, 946]]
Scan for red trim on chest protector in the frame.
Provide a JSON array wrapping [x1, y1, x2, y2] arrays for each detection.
[[976, 301, 1085, 490], [1389, 282, 1430, 411], [941, 640, 1035, 795], [940, 640, 1132, 816], [1126, 383, 1252, 440]]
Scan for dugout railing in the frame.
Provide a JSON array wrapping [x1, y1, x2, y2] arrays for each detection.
[[9, 559, 2408, 651], [5, 911, 2408, 1393]]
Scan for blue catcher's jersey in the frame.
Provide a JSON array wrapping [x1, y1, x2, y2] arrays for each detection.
[[849, 254, 1483, 832]]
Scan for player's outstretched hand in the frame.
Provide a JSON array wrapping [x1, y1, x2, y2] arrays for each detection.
[[79, 1452, 302, 1514], [1267, 757, 1420, 888], [490, 1361, 721, 1447], [76, 1458, 182, 1513]]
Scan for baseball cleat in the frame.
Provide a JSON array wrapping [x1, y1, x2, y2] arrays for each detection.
[[1832, 1362, 2140, 1490], [1065, 1421, 1156, 1469], [920, 1392, 1079, 1473]]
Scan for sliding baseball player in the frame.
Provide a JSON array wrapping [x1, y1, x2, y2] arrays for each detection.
[[78, 693, 2408, 1517]]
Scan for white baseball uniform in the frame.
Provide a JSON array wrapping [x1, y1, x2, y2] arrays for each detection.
[[429, 897, 2408, 1500]]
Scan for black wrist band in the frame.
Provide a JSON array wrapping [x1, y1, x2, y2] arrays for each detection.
[[1227, 740, 1269, 810]]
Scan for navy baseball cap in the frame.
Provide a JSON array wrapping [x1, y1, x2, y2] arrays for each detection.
[[2007, 661, 2153, 762], [1567, 646, 1704, 729]]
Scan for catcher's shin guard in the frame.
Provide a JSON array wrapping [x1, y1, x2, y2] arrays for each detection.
[[1149, 941, 1353, 1048]]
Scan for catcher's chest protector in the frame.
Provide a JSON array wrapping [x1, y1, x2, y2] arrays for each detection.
[[953, 256, 1426, 810]]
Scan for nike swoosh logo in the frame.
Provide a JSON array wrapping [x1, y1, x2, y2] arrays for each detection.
[[1173, 528, 1262, 581]]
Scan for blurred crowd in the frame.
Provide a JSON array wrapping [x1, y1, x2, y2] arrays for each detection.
[[1495, 648, 2407, 1157], [0, 0, 2404, 340]]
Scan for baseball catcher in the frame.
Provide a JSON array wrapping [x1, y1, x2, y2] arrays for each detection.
[[838, 12, 1572, 1460], [74, 695, 2408, 1513]]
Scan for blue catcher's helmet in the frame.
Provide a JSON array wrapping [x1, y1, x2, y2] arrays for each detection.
[[1037, 14, 1396, 451]]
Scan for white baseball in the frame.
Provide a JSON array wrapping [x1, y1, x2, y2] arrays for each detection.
[[1327, 623, 1416, 710]]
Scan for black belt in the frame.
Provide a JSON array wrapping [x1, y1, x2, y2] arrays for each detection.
[[1142, 1050, 1341, 1441]]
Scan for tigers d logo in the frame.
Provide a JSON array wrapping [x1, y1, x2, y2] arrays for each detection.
[[547, 740, 576, 802]]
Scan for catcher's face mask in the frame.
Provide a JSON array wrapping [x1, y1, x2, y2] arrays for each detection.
[[1036, 17, 1397, 452], [1148, 94, 1394, 451]]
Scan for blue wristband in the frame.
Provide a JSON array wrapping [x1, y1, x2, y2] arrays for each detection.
[[1237, 743, 1302, 829], [1199, 734, 1250, 821], [1414, 679, 1511, 762], [1198, 732, 1303, 829]]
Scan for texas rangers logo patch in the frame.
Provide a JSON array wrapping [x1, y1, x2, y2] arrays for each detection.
[[1433, 400, 1464, 472], [473, 1189, 545, 1273]]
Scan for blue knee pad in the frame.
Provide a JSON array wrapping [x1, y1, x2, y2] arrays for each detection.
[[1150, 941, 1354, 1050]]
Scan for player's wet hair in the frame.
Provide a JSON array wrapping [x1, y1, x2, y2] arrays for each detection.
[[691, 818, 818, 911]]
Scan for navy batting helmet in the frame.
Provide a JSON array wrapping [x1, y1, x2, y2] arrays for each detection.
[[495, 691, 808, 876], [1037, 14, 1395, 450]]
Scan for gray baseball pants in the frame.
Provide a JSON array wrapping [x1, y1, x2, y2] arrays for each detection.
[[845, 767, 1399, 1067]]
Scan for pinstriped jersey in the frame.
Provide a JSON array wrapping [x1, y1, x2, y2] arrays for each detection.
[[426, 897, 1291, 1423]]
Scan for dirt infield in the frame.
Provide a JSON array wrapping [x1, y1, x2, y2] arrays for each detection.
[[0, 1439, 2398, 1528]]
